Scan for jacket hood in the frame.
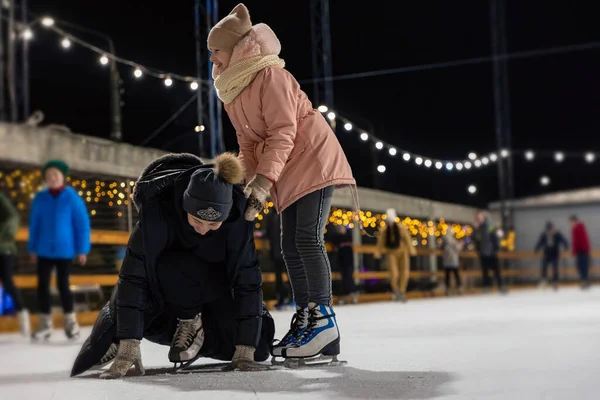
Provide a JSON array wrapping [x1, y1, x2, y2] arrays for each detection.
[[230, 23, 281, 65], [133, 153, 203, 211]]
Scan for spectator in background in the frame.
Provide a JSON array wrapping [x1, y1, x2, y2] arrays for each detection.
[[474, 211, 505, 294], [331, 224, 357, 305], [569, 215, 591, 289], [535, 222, 568, 290], [375, 208, 416, 302], [28, 160, 91, 341], [441, 232, 463, 296], [265, 212, 291, 310], [0, 192, 30, 335]]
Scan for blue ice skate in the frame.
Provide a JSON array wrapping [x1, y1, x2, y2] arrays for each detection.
[[282, 303, 346, 368]]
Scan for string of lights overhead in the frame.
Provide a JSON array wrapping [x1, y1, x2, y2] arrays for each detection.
[[316, 106, 597, 174]]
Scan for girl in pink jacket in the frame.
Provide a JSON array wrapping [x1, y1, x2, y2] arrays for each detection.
[[208, 3, 355, 365]]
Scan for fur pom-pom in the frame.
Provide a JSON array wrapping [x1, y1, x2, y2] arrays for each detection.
[[214, 152, 244, 184]]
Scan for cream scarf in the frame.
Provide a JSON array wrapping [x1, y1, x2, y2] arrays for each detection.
[[214, 54, 285, 104]]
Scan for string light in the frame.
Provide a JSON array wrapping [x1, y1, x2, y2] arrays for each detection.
[[327, 112, 336, 121], [388, 147, 397, 156], [22, 29, 33, 40], [133, 68, 143, 78], [525, 150, 534, 161], [468, 153, 477, 160], [164, 77, 173, 87], [375, 141, 384, 150], [41, 17, 55, 27], [540, 176, 550, 186], [468, 185, 477, 194], [377, 165, 386, 173], [554, 152, 564, 162], [317, 105, 328, 113], [403, 153, 411, 162], [99, 55, 109, 65], [585, 152, 595, 163], [194, 125, 205, 132], [360, 132, 368, 141], [344, 123, 352, 131], [415, 157, 423, 165], [60, 37, 71, 49], [190, 81, 199, 90]]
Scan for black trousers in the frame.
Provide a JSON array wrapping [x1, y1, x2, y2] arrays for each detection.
[[480, 256, 503, 289], [338, 248, 356, 295], [0, 254, 24, 311], [541, 256, 559, 283], [444, 267, 462, 288], [272, 257, 289, 303], [37, 257, 74, 314]]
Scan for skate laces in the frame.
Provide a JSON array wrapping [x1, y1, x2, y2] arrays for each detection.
[[278, 310, 308, 346], [296, 306, 335, 344], [173, 318, 200, 348]]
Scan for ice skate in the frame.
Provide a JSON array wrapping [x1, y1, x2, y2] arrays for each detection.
[[31, 314, 52, 341], [168, 313, 205, 369], [93, 343, 119, 369], [17, 310, 30, 337], [270, 306, 308, 366], [64, 312, 80, 340], [538, 279, 548, 289], [281, 303, 346, 368]]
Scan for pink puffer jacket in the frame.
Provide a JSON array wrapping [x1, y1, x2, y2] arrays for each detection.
[[223, 24, 355, 212]]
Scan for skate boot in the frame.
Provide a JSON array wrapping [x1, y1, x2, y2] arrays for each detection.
[[168, 313, 204, 369], [31, 314, 53, 341], [282, 303, 346, 368], [17, 309, 31, 336], [95, 343, 119, 369], [270, 306, 308, 365], [64, 312, 80, 340]]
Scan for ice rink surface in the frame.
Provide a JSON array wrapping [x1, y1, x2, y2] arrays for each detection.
[[1, 287, 599, 400]]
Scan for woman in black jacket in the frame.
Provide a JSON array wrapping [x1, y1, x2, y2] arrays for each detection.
[[71, 153, 274, 378]]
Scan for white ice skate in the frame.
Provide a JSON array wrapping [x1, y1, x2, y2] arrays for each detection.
[[281, 303, 346, 369], [17, 310, 30, 336], [31, 314, 53, 341], [64, 312, 80, 340], [270, 306, 308, 366], [169, 313, 205, 369]]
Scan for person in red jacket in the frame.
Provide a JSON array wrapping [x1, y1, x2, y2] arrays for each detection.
[[569, 215, 591, 289]]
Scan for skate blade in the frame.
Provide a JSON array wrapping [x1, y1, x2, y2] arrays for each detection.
[[172, 352, 204, 372], [283, 355, 347, 369]]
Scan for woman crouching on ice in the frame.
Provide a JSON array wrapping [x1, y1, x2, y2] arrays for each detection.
[[71, 153, 274, 378], [208, 3, 356, 363]]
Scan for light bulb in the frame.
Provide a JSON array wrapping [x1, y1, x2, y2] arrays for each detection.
[[99, 55, 109, 65], [424, 159, 432, 168], [61, 38, 71, 49], [540, 176, 550, 186], [388, 147, 397, 156], [190, 81, 199, 90], [164, 77, 173, 87], [474, 160, 482, 168], [360, 132, 368, 141], [377, 165, 386, 173], [500, 149, 509, 158], [468, 152, 477, 160], [22, 29, 33, 40], [554, 152, 564, 162], [464, 161, 472, 169], [445, 162, 453, 171], [585, 152, 595, 163], [344, 123, 353, 131], [489, 153, 498, 162], [435, 161, 443, 170], [133, 68, 143, 78], [456, 162, 463, 171], [375, 142, 383, 150], [468, 185, 477, 194], [41, 17, 55, 27], [525, 150, 534, 161], [195, 125, 205, 132], [482, 157, 489, 165], [317, 105, 328, 113], [403, 153, 411, 161], [415, 157, 423, 165], [327, 112, 336, 121]]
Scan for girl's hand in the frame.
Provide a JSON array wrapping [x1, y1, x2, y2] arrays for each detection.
[[78, 254, 87, 266], [243, 175, 272, 221]]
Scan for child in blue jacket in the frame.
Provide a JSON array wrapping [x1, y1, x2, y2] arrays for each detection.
[[28, 160, 91, 340]]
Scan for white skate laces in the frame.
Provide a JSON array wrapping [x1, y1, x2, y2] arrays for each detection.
[[169, 314, 204, 365]]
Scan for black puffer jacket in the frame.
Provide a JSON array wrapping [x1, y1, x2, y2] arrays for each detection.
[[116, 153, 263, 347]]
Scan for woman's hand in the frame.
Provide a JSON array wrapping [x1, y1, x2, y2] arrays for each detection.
[[99, 339, 144, 379], [222, 345, 270, 372], [78, 254, 87, 265], [243, 175, 272, 221]]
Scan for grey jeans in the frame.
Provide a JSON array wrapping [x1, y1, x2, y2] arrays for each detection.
[[280, 186, 334, 307]]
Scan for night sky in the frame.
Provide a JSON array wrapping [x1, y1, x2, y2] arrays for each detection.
[[25, 1, 600, 208]]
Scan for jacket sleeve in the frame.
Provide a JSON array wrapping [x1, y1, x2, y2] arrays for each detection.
[[401, 225, 417, 256], [227, 219, 263, 347], [0, 193, 19, 240], [534, 234, 544, 252], [71, 193, 91, 255], [255, 68, 299, 183], [375, 226, 386, 259], [116, 222, 149, 340], [237, 132, 257, 183], [27, 194, 41, 254]]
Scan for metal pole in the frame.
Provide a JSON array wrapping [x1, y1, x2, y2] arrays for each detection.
[[107, 40, 122, 141], [194, 0, 204, 157], [21, 0, 29, 119], [7, 0, 18, 122], [490, 0, 507, 232], [0, 3, 5, 121], [206, 0, 217, 158]]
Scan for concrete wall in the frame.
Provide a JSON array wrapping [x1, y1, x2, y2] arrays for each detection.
[[1, 122, 480, 223]]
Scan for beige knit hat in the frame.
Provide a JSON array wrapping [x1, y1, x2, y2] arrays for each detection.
[[207, 3, 252, 53]]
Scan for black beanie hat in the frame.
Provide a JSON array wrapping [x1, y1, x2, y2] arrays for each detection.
[[183, 153, 244, 222], [42, 159, 69, 177]]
